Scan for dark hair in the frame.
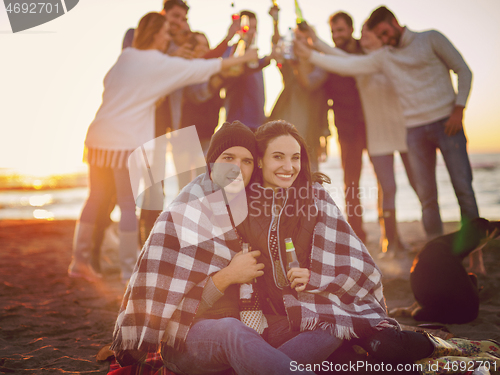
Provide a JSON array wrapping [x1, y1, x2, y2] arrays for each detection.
[[240, 10, 257, 20], [366, 6, 396, 30], [255, 120, 330, 187], [163, 0, 189, 13], [329, 11, 353, 28], [132, 12, 166, 50]]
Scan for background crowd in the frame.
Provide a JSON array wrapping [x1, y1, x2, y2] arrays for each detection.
[[72, 0, 480, 281]]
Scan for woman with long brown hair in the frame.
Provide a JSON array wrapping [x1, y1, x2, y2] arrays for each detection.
[[237, 120, 435, 367]]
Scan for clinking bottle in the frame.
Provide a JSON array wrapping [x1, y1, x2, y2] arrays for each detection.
[[229, 37, 245, 75], [282, 27, 295, 61], [241, 14, 259, 69], [285, 238, 299, 271], [294, 0, 308, 31]]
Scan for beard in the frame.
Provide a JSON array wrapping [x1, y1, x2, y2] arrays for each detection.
[[333, 37, 351, 51], [389, 25, 402, 47]]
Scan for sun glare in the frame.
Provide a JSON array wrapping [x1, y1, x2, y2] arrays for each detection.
[[33, 209, 55, 220]]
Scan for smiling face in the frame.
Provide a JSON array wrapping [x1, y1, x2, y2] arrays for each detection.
[[371, 18, 402, 47], [164, 4, 188, 37], [330, 17, 354, 49], [210, 146, 254, 195], [260, 135, 301, 190], [360, 23, 383, 51]]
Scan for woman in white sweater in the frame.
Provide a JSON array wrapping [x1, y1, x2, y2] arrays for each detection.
[[69, 12, 257, 282], [357, 24, 417, 257], [298, 24, 417, 256]]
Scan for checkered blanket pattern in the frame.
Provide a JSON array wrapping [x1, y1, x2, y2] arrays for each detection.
[[283, 184, 399, 339], [111, 173, 242, 353]]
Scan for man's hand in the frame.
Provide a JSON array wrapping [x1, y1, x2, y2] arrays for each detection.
[[294, 39, 312, 60], [444, 105, 465, 136], [170, 44, 195, 59], [212, 250, 264, 292], [243, 47, 259, 62], [227, 250, 264, 283], [287, 267, 310, 292]]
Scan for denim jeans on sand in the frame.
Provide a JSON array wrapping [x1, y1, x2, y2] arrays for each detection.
[[162, 317, 342, 375], [406, 118, 479, 237]]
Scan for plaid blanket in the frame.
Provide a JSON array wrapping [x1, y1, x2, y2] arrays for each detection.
[[282, 183, 399, 339], [111, 173, 244, 353]]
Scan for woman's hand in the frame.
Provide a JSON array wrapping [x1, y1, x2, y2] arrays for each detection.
[[287, 267, 310, 292]]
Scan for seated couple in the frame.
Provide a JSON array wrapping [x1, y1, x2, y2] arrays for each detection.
[[111, 120, 442, 375]]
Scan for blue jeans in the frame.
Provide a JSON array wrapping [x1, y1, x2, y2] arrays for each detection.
[[338, 132, 367, 241], [162, 317, 342, 375], [370, 152, 417, 210], [407, 118, 479, 237], [80, 164, 137, 232]]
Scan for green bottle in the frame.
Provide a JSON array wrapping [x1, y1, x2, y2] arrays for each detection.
[[285, 238, 299, 271], [294, 0, 308, 31]]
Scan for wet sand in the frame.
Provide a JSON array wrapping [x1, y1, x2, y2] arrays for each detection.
[[1, 219, 499, 374]]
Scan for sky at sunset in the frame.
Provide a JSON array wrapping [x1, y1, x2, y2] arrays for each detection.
[[1, 0, 500, 176]]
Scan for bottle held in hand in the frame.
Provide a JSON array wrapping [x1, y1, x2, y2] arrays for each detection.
[[285, 238, 299, 271], [282, 27, 295, 61], [285, 238, 305, 291], [240, 243, 254, 300], [294, 0, 308, 31], [241, 15, 259, 69], [228, 37, 246, 75]]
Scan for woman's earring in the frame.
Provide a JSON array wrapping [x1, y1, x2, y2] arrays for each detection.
[[258, 164, 262, 169]]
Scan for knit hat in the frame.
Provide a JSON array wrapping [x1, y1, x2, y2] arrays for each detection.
[[206, 121, 257, 169]]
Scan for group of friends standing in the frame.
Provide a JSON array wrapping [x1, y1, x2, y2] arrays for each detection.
[[67, 0, 482, 373]]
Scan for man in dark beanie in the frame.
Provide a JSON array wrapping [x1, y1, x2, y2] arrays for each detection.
[[206, 120, 258, 171], [206, 121, 258, 197]]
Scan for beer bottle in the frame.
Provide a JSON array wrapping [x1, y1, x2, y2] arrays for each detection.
[[294, 0, 308, 31], [285, 238, 299, 271], [241, 15, 259, 69], [282, 27, 295, 60], [240, 243, 254, 299]]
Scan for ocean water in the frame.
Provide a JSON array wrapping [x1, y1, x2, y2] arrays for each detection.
[[1, 153, 499, 223]]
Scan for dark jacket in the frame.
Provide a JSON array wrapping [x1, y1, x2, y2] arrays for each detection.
[[237, 183, 317, 315]]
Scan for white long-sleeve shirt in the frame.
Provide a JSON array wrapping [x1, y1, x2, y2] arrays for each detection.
[[310, 27, 472, 128], [313, 38, 407, 156], [85, 48, 221, 151]]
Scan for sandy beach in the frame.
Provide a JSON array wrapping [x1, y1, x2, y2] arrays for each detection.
[[1, 219, 499, 374]]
